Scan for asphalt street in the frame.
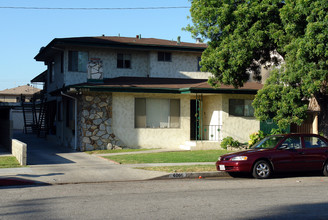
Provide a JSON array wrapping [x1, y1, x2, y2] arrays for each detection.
[[1, 176, 328, 219]]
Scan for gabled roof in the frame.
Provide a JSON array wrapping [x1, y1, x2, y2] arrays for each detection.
[[0, 85, 41, 95], [35, 36, 207, 61], [68, 77, 262, 95]]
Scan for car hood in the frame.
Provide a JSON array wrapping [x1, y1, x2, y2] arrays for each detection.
[[221, 149, 273, 160]]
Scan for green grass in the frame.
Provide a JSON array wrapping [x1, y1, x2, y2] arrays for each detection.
[[85, 148, 155, 154], [0, 156, 22, 168], [103, 150, 229, 164], [136, 165, 217, 173]]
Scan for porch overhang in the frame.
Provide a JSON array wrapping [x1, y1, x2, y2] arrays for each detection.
[[52, 77, 262, 95]]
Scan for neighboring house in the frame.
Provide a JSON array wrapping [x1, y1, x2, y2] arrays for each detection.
[[0, 85, 41, 131], [0, 85, 41, 103], [33, 35, 262, 150]]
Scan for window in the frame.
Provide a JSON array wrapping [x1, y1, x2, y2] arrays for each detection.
[[279, 137, 302, 150], [304, 136, 328, 148], [117, 53, 131, 68], [229, 99, 254, 117], [135, 98, 180, 128], [158, 52, 171, 62], [197, 57, 202, 71], [68, 51, 88, 72]]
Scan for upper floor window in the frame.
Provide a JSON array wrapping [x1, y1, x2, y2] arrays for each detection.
[[197, 57, 202, 71], [229, 99, 254, 117], [117, 53, 131, 68], [158, 52, 171, 62], [68, 51, 88, 72]]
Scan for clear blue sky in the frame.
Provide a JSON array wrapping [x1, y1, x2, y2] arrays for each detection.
[[0, 0, 194, 91]]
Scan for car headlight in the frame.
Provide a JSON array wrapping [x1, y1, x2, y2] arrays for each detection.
[[218, 156, 222, 161], [231, 156, 248, 161]]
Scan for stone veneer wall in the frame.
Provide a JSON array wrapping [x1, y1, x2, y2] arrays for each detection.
[[79, 92, 116, 151]]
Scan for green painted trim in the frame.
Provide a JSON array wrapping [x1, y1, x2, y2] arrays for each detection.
[[72, 85, 181, 94], [186, 88, 258, 94], [71, 84, 258, 95]]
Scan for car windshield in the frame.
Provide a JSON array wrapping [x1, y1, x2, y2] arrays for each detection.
[[251, 135, 285, 149]]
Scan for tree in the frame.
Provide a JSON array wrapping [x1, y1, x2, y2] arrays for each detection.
[[187, 0, 328, 133], [186, 0, 284, 88]]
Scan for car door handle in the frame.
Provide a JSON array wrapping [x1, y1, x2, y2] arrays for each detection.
[[298, 152, 305, 155]]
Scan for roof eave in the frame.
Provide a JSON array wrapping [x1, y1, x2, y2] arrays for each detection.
[[34, 38, 206, 62], [62, 85, 259, 95]]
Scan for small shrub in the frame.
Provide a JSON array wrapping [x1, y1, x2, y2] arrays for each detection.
[[221, 136, 240, 149], [270, 128, 285, 135], [248, 130, 266, 147]]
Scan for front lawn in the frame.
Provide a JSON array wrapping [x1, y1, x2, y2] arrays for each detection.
[[85, 148, 155, 154], [103, 150, 230, 164], [0, 156, 21, 168]]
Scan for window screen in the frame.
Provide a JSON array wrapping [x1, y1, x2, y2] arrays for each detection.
[[229, 99, 254, 117], [68, 51, 88, 72], [135, 98, 180, 128]]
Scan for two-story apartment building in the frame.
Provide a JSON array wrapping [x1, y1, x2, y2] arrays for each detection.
[[33, 36, 262, 151]]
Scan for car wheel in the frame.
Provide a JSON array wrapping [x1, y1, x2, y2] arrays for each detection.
[[252, 160, 272, 179], [323, 161, 328, 176]]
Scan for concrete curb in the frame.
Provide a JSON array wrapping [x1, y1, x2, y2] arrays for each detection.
[[154, 171, 229, 180]]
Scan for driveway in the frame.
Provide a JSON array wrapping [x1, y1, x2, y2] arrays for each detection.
[[0, 132, 167, 185]]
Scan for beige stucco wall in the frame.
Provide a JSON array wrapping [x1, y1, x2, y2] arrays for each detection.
[[112, 92, 191, 149], [221, 94, 260, 143], [54, 47, 211, 92], [112, 92, 259, 149], [149, 51, 211, 79], [202, 95, 222, 141], [0, 96, 17, 102]]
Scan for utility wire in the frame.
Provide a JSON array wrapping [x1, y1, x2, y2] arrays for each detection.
[[0, 6, 190, 10]]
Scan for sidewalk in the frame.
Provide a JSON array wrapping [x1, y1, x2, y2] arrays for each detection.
[[0, 132, 227, 187]]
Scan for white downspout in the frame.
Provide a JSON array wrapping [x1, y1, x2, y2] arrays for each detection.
[[61, 91, 77, 151]]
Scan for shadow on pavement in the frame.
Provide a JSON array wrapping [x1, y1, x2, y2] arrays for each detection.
[[16, 173, 64, 178], [0, 177, 50, 188], [13, 131, 76, 165]]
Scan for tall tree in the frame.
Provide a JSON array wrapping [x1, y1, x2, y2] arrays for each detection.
[[186, 0, 284, 88], [187, 0, 328, 132]]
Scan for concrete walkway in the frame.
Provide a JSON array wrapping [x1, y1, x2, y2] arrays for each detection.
[[0, 132, 226, 186]]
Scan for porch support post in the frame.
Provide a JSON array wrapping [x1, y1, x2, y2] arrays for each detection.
[[313, 112, 319, 134]]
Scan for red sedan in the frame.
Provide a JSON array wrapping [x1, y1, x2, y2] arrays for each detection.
[[216, 133, 328, 179]]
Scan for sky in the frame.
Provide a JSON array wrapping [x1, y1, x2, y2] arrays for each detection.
[[0, 0, 194, 91]]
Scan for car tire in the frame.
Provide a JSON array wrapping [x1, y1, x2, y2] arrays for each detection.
[[252, 160, 272, 179], [323, 161, 328, 176]]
